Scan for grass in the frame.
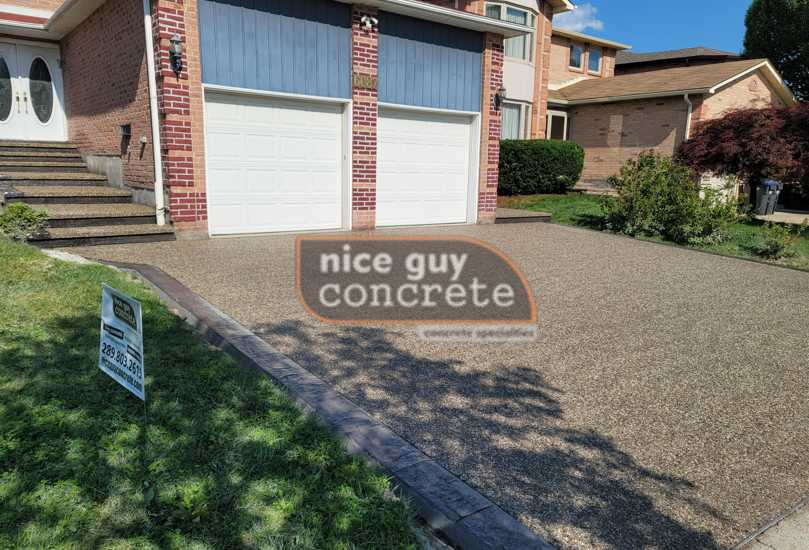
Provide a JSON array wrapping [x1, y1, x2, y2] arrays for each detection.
[[499, 193, 809, 271], [0, 240, 418, 549]]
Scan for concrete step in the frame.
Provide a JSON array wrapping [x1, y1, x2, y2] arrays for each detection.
[[0, 172, 108, 186], [6, 185, 132, 204], [0, 161, 88, 172], [0, 151, 83, 162], [34, 203, 156, 228], [0, 141, 79, 154], [30, 223, 175, 248], [495, 208, 553, 224]]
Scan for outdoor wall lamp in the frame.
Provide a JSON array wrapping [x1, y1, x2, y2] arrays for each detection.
[[169, 33, 183, 75], [495, 85, 507, 109], [360, 14, 378, 31]]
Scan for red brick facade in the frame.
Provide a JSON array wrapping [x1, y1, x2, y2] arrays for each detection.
[[477, 33, 504, 222], [351, 5, 379, 231], [151, 0, 208, 233], [58, 0, 506, 236], [61, 0, 155, 188]]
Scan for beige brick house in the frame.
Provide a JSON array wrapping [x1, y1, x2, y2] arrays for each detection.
[[542, 40, 796, 191]]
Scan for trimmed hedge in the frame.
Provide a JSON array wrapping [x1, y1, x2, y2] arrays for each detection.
[[498, 139, 584, 196]]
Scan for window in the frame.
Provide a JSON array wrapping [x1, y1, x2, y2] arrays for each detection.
[[588, 46, 602, 74], [485, 3, 535, 62], [546, 110, 568, 141], [501, 101, 531, 140], [569, 43, 584, 70]]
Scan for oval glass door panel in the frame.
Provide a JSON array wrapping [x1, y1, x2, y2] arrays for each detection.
[[0, 57, 11, 122], [29, 58, 53, 123]]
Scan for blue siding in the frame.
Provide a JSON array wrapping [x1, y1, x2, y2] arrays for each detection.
[[379, 11, 483, 112], [198, 0, 351, 99]]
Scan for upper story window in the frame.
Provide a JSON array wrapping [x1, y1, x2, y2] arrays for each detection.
[[588, 46, 602, 74], [486, 3, 536, 62], [569, 42, 584, 70]]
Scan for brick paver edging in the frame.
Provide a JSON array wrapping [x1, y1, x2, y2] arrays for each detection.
[[107, 261, 554, 550]]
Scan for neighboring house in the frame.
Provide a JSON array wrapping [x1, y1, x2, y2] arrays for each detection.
[[543, 39, 797, 191], [0, 0, 574, 242], [615, 47, 741, 75]]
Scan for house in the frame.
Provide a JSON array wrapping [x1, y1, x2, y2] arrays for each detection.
[[615, 47, 741, 75], [486, 18, 796, 194], [0, 0, 574, 243], [548, 51, 797, 191]]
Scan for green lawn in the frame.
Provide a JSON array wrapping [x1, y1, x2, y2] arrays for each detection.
[[500, 193, 809, 271], [0, 240, 417, 549]]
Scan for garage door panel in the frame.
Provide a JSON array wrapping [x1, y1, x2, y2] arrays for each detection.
[[205, 91, 344, 235], [377, 108, 474, 227]]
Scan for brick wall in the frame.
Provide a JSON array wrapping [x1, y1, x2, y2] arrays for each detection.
[[549, 34, 617, 87], [569, 96, 689, 185], [478, 32, 504, 222], [351, 4, 379, 231], [529, 0, 553, 138], [152, 0, 208, 236], [61, 0, 155, 188], [694, 71, 785, 124]]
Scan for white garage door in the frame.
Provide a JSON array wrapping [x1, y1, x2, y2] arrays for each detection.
[[204, 91, 345, 235], [377, 108, 476, 227]]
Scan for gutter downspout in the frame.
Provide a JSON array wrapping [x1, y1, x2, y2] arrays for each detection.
[[143, 0, 166, 225], [684, 93, 693, 140]]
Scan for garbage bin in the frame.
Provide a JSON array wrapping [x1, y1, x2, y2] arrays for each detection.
[[766, 181, 783, 215], [756, 180, 778, 215]]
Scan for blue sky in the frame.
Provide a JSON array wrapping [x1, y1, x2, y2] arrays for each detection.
[[553, 1, 754, 54]]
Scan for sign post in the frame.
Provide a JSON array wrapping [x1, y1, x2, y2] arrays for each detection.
[[99, 284, 145, 401]]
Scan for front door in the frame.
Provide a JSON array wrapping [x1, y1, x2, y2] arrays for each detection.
[[0, 41, 65, 142]]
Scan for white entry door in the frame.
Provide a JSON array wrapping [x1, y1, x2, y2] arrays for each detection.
[[377, 107, 477, 227], [0, 41, 66, 141], [204, 91, 346, 235]]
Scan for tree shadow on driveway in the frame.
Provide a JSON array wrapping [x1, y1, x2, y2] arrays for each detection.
[[255, 320, 727, 550]]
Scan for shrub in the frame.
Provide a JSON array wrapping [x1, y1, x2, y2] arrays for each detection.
[[498, 139, 584, 195], [751, 222, 797, 259], [0, 203, 48, 241], [677, 103, 809, 188], [604, 151, 738, 244]]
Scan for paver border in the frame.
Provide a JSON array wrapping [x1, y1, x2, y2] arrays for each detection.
[[107, 260, 555, 550]]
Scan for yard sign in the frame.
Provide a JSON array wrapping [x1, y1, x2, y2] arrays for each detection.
[[99, 284, 145, 401]]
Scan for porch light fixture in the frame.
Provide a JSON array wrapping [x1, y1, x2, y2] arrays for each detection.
[[495, 85, 507, 109], [169, 33, 183, 75]]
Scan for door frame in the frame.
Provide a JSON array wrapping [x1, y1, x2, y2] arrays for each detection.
[[377, 102, 481, 226], [0, 37, 67, 142], [201, 83, 353, 236]]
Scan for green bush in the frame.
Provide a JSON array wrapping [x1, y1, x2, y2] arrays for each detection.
[[603, 151, 738, 244], [751, 222, 797, 259], [0, 203, 48, 241], [498, 139, 584, 195]]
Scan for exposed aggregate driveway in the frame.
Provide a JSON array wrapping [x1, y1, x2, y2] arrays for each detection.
[[71, 223, 809, 549]]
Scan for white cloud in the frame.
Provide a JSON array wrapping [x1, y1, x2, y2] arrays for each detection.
[[554, 3, 605, 33]]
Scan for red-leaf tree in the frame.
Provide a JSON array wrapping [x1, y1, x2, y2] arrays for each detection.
[[677, 103, 809, 188]]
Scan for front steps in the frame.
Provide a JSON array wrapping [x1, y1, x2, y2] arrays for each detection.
[[0, 140, 174, 247]]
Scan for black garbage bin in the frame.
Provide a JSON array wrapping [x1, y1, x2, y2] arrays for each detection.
[[766, 181, 783, 215], [756, 181, 778, 215]]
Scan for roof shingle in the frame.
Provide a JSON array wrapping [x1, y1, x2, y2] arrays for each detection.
[[550, 59, 766, 103], [616, 47, 740, 65]]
